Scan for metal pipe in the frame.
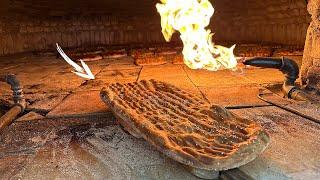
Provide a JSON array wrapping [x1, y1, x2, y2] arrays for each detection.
[[0, 74, 25, 132], [3, 74, 25, 108], [243, 57, 311, 102], [0, 106, 23, 132]]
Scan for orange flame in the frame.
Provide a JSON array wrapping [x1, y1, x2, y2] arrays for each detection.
[[156, 0, 237, 71]]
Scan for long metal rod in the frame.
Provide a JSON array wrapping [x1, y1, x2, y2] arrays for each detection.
[[257, 94, 320, 124], [226, 104, 273, 109]]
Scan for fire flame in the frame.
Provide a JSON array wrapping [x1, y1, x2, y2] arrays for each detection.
[[156, 0, 237, 71]]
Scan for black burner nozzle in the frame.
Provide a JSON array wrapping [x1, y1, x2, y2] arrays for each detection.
[[243, 57, 310, 101]]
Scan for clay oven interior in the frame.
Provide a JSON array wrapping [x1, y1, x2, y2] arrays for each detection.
[[0, 0, 320, 179], [0, 0, 310, 54]]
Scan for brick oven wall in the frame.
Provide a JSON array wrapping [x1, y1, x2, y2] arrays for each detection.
[[0, 0, 311, 56], [0, 0, 171, 56], [211, 0, 310, 45], [0, 15, 167, 55]]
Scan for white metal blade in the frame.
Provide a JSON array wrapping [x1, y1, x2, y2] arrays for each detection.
[[56, 43, 84, 73], [79, 60, 95, 79], [56, 43, 95, 80]]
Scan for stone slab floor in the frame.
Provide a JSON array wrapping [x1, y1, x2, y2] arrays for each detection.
[[0, 54, 319, 180]]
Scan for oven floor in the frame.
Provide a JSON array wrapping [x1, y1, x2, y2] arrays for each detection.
[[0, 55, 319, 179]]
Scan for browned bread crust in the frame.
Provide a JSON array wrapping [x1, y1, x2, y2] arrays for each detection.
[[102, 49, 127, 58], [77, 54, 103, 62], [130, 49, 167, 66], [235, 45, 273, 57], [130, 49, 155, 59], [172, 54, 184, 64], [100, 80, 270, 171], [134, 56, 167, 66]]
